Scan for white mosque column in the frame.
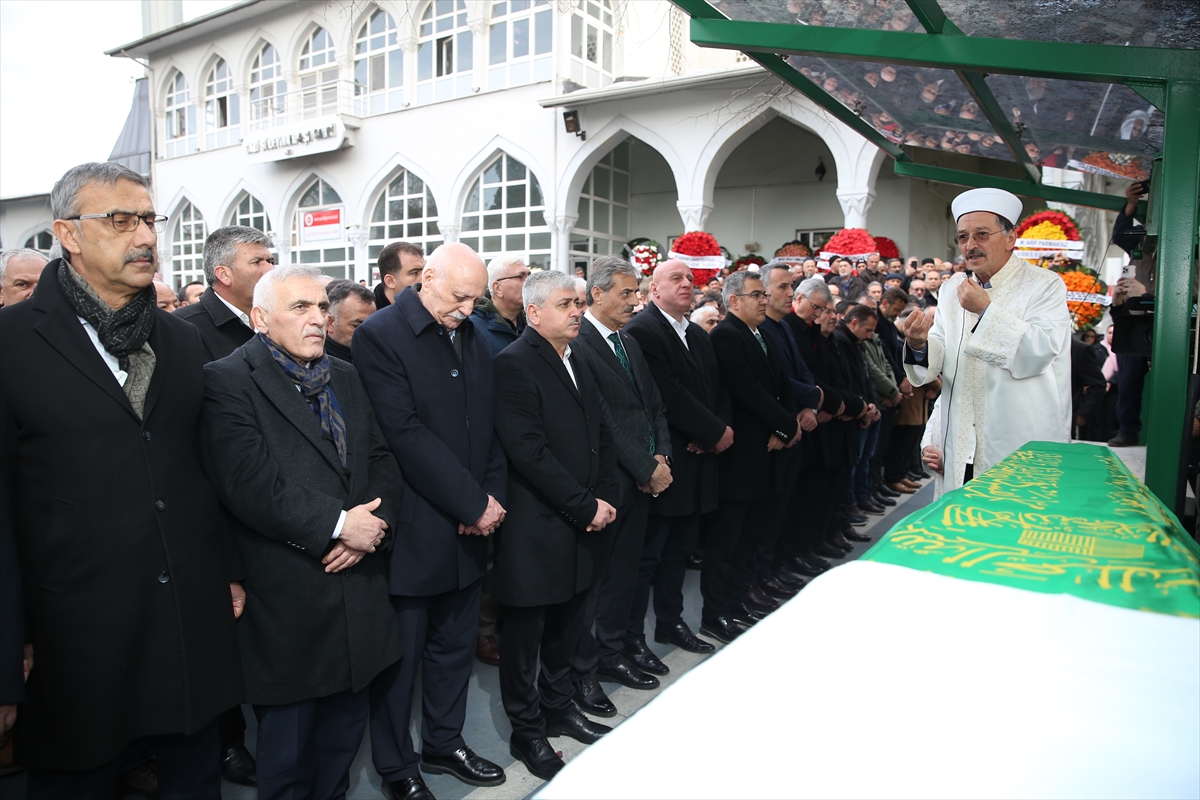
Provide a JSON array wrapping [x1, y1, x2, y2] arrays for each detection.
[[270, 229, 289, 266], [347, 225, 369, 283], [548, 214, 578, 273], [675, 202, 712, 233], [836, 188, 876, 230], [437, 221, 461, 244]]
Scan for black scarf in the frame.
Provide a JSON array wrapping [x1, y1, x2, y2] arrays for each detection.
[[258, 333, 348, 468], [56, 260, 155, 372]]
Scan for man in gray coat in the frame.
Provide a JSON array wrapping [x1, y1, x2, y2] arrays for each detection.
[[198, 265, 403, 800]]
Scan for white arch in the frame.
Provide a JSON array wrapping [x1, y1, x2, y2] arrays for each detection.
[[218, 179, 276, 229], [238, 32, 285, 91], [343, 1, 406, 65], [355, 154, 442, 232], [15, 223, 54, 250], [162, 188, 210, 227], [287, 12, 347, 76], [195, 45, 235, 89], [446, 135, 554, 224], [279, 167, 356, 240], [156, 60, 189, 105], [555, 115, 689, 226]]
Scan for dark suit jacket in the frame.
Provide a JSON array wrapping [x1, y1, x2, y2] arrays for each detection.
[[0, 261, 242, 770], [174, 287, 254, 362], [572, 317, 671, 506], [1071, 338, 1106, 424], [787, 315, 861, 468], [624, 303, 727, 517], [710, 314, 799, 502], [353, 285, 507, 596], [470, 299, 524, 358], [0, 478, 23, 706], [198, 338, 403, 706], [493, 326, 618, 607]]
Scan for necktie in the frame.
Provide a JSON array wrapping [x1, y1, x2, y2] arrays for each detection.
[[609, 332, 655, 454], [448, 327, 463, 362], [753, 329, 767, 355]]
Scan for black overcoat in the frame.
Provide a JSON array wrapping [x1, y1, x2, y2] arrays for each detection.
[[174, 287, 254, 362], [352, 285, 507, 597], [492, 326, 618, 607], [198, 338, 403, 706], [0, 262, 242, 770], [623, 303, 727, 517]]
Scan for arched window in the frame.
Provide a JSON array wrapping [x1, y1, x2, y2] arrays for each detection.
[[299, 27, 339, 119], [354, 8, 404, 115], [171, 202, 206, 290], [368, 169, 441, 273], [204, 58, 240, 149], [417, 0, 473, 104], [459, 153, 550, 270], [488, 0, 553, 91], [228, 193, 272, 233], [24, 230, 54, 255], [249, 43, 286, 129], [569, 0, 614, 89], [570, 141, 630, 272], [291, 179, 350, 279], [164, 71, 197, 158]]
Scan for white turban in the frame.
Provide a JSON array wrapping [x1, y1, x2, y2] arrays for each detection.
[[951, 187, 1023, 227]]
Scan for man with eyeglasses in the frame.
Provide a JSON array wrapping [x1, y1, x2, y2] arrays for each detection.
[[0, 162, 242, 798], [702, 271, 800, 643], [471, 254, 530, 359], [904, 187, 1071, 495]]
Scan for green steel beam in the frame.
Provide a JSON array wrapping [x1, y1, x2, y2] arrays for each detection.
[[1127, 79, 1167, 111], [1143, 79, 1199, 513], [892, 161, 1127, 211], [688, 18, 1200, 83], [904, 0, 959, 35]]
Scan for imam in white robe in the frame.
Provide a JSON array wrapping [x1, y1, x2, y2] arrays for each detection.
[[905, 253, 1072, 494]]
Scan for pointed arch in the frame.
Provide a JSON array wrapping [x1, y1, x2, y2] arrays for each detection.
[[288, 11, 345, 73], [17, 224, 55, 254], [280, 167, 355, 232], [237, 31, 282, 85], [195, 44, 235, 88], [356, 154, 441, 231], [155, 59, 188, 104], [447, 135, 552, 225], [219, 179, 276, 231]]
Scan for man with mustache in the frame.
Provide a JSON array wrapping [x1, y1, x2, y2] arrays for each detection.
[[904, 188, 1071, 494], [197, 265, 403, 800], [568, 256, 673, 715], [0, 162, 242, 798], [353, 242, 509, 800]]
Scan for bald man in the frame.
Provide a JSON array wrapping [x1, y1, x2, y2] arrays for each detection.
[[153, 280, 179, 313], [0, 248, 48, 306], [353, 242, 509, 797]]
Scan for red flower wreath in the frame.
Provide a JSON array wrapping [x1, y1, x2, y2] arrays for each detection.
[[824, 228, 877, 256], [872, 236, 900, 260], [671, 231, 722, 257], [733, 254, 766, 271]]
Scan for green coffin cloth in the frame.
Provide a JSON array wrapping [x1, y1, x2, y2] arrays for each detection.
[[863, 442, 1200, 618]]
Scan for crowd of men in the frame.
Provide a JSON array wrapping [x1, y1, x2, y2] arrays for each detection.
[[5, 165, 1087, 800]]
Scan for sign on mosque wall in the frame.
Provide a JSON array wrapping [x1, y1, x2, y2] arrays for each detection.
[[299, 207, 344, 246], [244, 116, 350, 163]]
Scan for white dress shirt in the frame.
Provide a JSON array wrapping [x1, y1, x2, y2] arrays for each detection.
[[653, 302, 689, 348], [77, 317, 127, 386], [562, 345, 578, 389], [584, 310, 619, 356], [215, 291, 252, 328]]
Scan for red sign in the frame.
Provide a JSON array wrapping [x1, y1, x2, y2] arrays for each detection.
[[300, 207, 343, 245]]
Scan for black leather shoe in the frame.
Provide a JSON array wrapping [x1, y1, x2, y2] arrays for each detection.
[[812, 540, 845, 559], [744, 584, 781, 612], [221, 744, 257, 787], [686, 553, 703, 570], [699, 616, 742, 643], [421, 746, 505, 787], [596, 655, 659, 689], [908, 468, 931, 481], [546, 707, 612, 744], [573, 677, 617, 718], [772, 569, 806, 590], [625, 636, 670, 674], [653, 621, 714, 654], [383, 775, 436, 800], [844, 527, 872, 543], [848, 511, 869, 525], [728, 602, 764, 628], [859, 498, 886, 515], [1107, 431, 1139, 447], [788, 554, 827, 576], [509, 737, 563, 782], [877, 483, 900, 498], [827, 531, 854, 552], [758, 575, 798, 600], [871, 491, 896, 507]]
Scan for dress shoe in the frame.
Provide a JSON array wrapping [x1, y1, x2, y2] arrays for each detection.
[[699, 616, 742, 643], [772, 568, 806, 590], [859, 498, 886, 515], [744, 583, 781, 612], [625, 636, 670, 674], [1107, 431, 1139, 447], [876, 483, 900, 498], [871, 491, 896, 507], [758, 575, 798, 600], [654, 621, 714, 654], [573, 677, 617, 718], [827, 531, 854, 551], [844, 527, 872, 543], [886, 481, 916, 494], [908, 468, 932, 480], [221, 744, 257, 787], [596, 655, 659, 689], [848, 509, 869, 525], [788, 554, 828, 576], [812, 540, 845, 559], [476, 634, 500, 666], [509, 737, 564, 782], [899, 478, 922, 491], [546, 707, 612, 744], [421, 746, 505, 787], [383, 775, 436, 800], [728, 603, 762, 628], [686, 552, 703, 570]]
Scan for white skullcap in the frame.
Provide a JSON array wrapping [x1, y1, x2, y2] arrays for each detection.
[[951, 187, 1023, 227]]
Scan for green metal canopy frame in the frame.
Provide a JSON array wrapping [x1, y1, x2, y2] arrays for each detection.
[[674, 0, 1200, 514]]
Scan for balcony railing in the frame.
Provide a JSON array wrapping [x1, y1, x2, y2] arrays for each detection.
[[247, 79, 363, 132]]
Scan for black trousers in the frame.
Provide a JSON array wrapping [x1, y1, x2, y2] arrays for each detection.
[[789, 462, 839, 555], [885, 425, 922, 483], [626, 511, 701, 641], [216, 705, 247, 750], [871, 406, 897, 488], [700, 499, 772, 619], [499, 590, 590, 740], [825, 466, 855, 537], [1115, 353, 1149, 435], [369, 579, 481, 783], [254, 688, 368, 800], [574, 489, 649, 679], [756, 445, 804, 580], [27, 720, 220, 800]]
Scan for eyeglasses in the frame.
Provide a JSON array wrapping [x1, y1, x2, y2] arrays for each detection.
[[807, 299, 833, 314], [68, 212, 168, 233], [954, 229, 1003, 246], [734, 291, 768, 302], [495, 272, 530, 284]]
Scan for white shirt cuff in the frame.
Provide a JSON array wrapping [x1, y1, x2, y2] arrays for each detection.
[[331, 509, 347, 539]]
